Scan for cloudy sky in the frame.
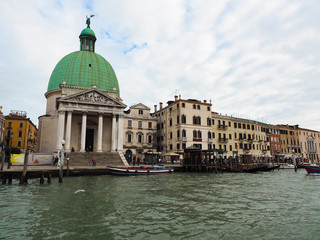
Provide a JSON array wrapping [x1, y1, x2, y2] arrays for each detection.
[[1, 0, 319, 131]]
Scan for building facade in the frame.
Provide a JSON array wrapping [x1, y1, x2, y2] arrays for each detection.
[[4, 111, 38, 153], [38, 22, 126, 158], [153, 95, 212, 162], [123, 103, 157, 163], [269, 124, 281, 157], [0, 106, 5, 148], [277, 124, 301, 158], [298, 127, 320, 163]]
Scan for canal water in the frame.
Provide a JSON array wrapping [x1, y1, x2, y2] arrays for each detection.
[[0, 169, 319, 240]]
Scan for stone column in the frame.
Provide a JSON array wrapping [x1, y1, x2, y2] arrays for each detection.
[[97, 113, 103, 152], [117, 115, 124, 151], [65, 111, 72, 152], [56, 111, 65, 150], [111, 114, 117, 151], [80, 112, 87, 152]]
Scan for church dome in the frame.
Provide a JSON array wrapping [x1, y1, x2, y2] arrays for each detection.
[[47, 26, 120, 96]]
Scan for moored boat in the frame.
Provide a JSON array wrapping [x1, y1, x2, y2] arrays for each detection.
[[305, 166, 320, 174], [106, 165, 174, 176]]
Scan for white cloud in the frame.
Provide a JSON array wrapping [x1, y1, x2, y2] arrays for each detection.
[[0, 0, 320, 131]]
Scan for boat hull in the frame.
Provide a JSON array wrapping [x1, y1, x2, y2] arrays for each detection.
[[106, 166, 174, 176], [305, 166, 320, 174]]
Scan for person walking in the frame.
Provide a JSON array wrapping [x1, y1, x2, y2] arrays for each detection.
[[92, 157, 96, 167]]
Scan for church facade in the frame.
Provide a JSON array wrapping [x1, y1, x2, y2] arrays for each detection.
[[38, 21, 127, 161]]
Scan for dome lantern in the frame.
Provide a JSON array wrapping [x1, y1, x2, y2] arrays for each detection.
[[80, 15, 96, 52]]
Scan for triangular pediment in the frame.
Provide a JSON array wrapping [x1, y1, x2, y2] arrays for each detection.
[[130, 103, 151, 110], [59, 89, 126, 108]]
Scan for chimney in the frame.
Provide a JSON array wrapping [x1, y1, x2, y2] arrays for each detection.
[[160, 102, 163, 110], [179, 94, 181, 99], [174, 95, 178, 101], [154, 105, 157, 112], [204, 100, 207, 103]]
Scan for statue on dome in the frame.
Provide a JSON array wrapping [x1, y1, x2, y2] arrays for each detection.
[[86, 15, 95, 28]]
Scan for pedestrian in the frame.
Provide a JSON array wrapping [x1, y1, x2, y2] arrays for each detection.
[[133, 156, 136, 166], [137, 157, 140, 166], [92, 157, 96, 167]]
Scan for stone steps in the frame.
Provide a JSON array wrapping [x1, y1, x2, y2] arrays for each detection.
[[67, 152, 125, 167]]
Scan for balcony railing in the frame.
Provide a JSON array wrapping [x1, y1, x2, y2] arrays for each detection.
[[208, 138, 213, 143], [218, 124, 228, 130], [182, 137, 187, 142], [218, 138, 228, 143]]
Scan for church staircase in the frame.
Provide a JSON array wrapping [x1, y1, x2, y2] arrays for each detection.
[[67, 152, 126, 167]]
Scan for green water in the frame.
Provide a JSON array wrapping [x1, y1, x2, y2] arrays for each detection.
[[0, 169, 319, 240]]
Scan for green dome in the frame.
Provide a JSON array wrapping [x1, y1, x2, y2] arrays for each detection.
[[47, 51, 120, 95], [80, 28, 96, 38]]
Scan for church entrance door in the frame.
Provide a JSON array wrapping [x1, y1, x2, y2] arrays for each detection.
[[86, 129, 94, 152]]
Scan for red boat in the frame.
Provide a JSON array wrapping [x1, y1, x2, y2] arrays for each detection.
[[305, 166, 320, 174], [106, 165, 174, 176]]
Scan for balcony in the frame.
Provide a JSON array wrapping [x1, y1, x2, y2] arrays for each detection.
[[193, 138, 202, 142], [182, 137, 187, 142], [208, 138, 213, 143], [218, 138, 228, 143], [218, 124, 228, 130]]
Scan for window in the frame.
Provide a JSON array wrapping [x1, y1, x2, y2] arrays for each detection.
[[193, 116, 201, 125], [177, 116, 180, 124], [170, 144, 173, 150], [234, 122, 237, 128], [229, 134, 232, 140], [17, 140, 22, 147], [169, 118, 172, 126], [148, 122, 152, 129], [177, 103, 179, 108], [212, 132, 215, 138], [207, 118, 211, 126], [193, 130, 197, 138], [177, 130, 180, 138], [182, 143, 186, 149], [177, 143, 180, 150], [229, 145, 232, 151], [182, 129, 186, 137], [197, 105, 200, 110], [182, 103, 185, 108], [198, 131, 202, 139], [170, 132, 172, 139], [138, 121, 142, 128], [207, 106, 210, 111], [19, 123, 23, 128], [182, 115, 186, 124], [128, 120, 132, 127], [213, 144, 216, 149], [212, 119, 215, 125], [238, 123, 241, 128], [18, 131, 22, 138], [234, 133, 237, 139], [127, 133, 132, 143], [243, 124, 246, 129], [138, 109, 143, 115], [138, 134, 143, 143], [148, 135, 152, 144], [208, 132, 212, 139], [193, 104, 196, 109]]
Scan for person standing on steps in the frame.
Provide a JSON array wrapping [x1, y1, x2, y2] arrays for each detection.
[[133, 156, 136, 166], [92, 157, 96, 167]]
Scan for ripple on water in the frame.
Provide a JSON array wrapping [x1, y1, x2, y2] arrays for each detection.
[[0, 170, 319, 239]]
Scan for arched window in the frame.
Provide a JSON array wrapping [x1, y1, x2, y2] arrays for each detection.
[[137, 133, 143, 143], [127, 132, 132, 143], [193, 130, 197, 138], [198, 131, 202, 139], [182, 129, 186, 137]]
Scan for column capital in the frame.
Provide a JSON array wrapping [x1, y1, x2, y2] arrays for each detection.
[[82, 111, 88, 115]]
